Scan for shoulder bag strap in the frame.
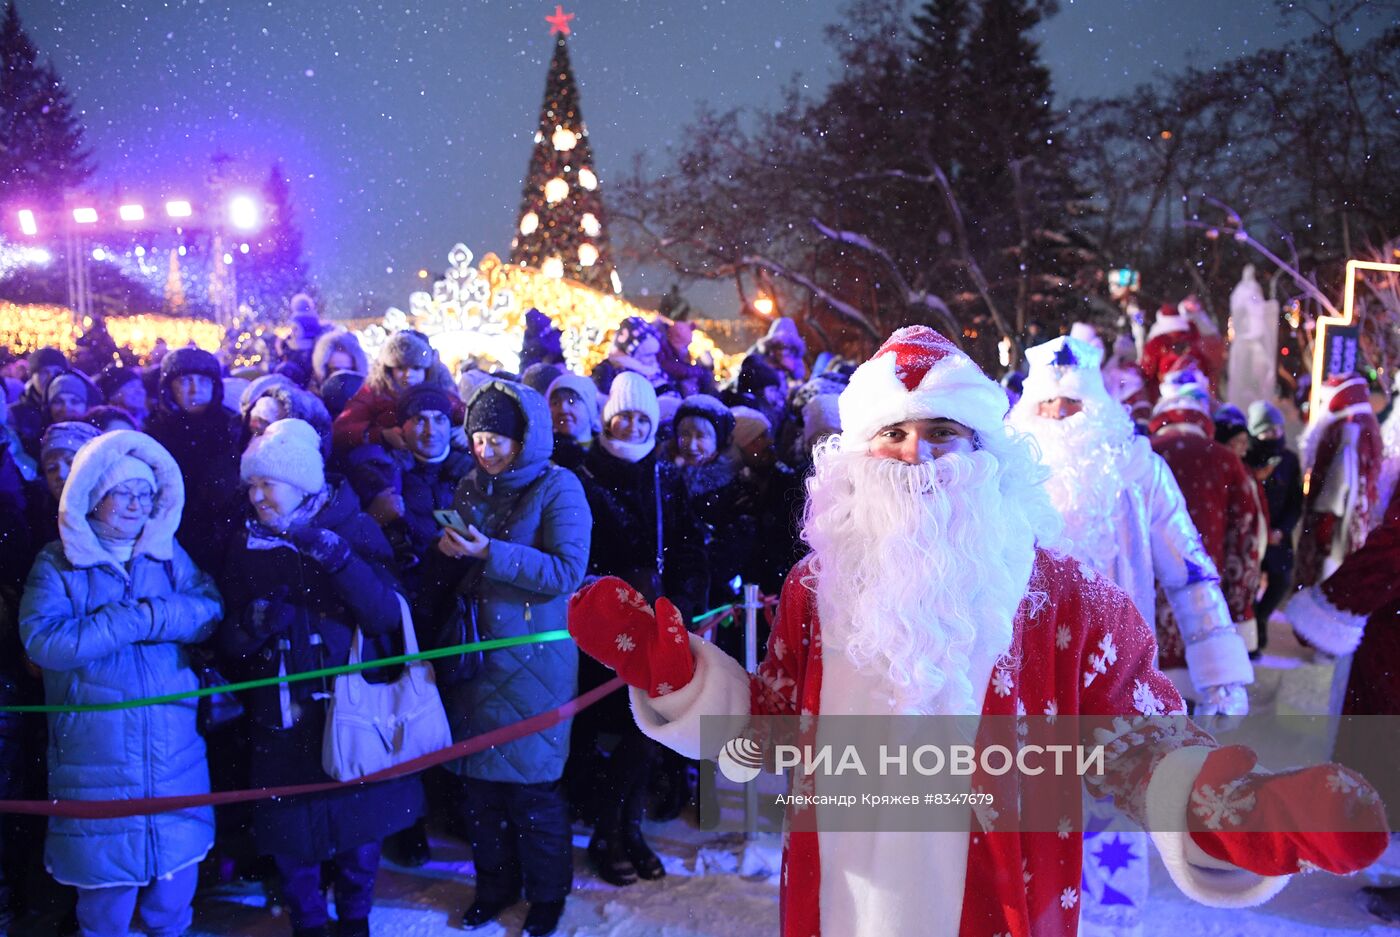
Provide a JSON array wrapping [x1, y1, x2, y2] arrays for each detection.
[[654, 461, 665, 579]]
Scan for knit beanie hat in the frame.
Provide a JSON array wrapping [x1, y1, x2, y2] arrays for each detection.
[[1247, 400, 1284, 437], [730, 406, 772, 450], [240, 418, 325, 494], [320, 371, 365, 416], [675, 394, 735, 451], [381, 330, 434, 370], [737, 354, 783, 397], [41, 421, 102, 461], [546, 371, 601, 432], [522, 362, 565, 396], [612, 317, 657, 357], [801, 393, 842, 450], [397, 383, 457, 423], [160, 347, 222, 384], [602, 370, 660, 430], [47, 371, 97, 406], [96, 366, 142, 401], [90, 455, 157, 513], [467, 385, 527, 442], [1213, 404, 1249, 445], [28, 347, 67, 372]]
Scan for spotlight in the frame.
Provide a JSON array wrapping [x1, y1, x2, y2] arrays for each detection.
[[119, 204, 145, 222], [73, 207, 98, 224], [17, 209, 37, 236], [165, 200, 192, 218], [228, 195, 259, 230]]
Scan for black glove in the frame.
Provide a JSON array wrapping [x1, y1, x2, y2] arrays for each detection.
[[285, 525, 352, 572]]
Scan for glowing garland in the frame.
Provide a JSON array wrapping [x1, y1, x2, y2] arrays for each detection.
[[355, 245, 741, 379], [0, 303, 225, 360]]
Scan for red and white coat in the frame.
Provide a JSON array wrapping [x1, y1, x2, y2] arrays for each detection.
[[633, 550, 1290, 937]]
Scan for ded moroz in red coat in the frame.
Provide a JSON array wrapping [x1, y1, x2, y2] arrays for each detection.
[[633, 549, 1296, 937], [1149, 405, 1268, 659], [1296, 375, 1383, 588]]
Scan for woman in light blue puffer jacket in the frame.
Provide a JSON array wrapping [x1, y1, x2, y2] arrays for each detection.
[[19, 429, 222, 937]]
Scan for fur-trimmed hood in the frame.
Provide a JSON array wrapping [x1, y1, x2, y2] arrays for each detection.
[[312, 329, 369, 383], [58, 430, 185, 569]]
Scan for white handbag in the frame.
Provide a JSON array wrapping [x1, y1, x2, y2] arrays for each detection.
[[322, 592, 454, 782]]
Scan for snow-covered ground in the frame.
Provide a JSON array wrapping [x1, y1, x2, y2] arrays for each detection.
[[182, 622, 1398, 936]]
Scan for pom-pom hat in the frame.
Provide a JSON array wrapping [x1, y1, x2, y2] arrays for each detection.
[[838, 326, 1008, 450]]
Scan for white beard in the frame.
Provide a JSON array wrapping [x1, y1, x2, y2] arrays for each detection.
[[1006, 403, 1135, 576], [801, 435, 1059, 715]]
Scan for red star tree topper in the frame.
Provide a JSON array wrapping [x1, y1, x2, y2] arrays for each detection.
[[508, 7, 620, 295]]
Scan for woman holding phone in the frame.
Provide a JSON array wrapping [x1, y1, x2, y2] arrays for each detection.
[[420, 380, 591, 937]]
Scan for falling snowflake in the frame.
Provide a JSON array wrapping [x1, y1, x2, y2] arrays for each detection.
[[1132, 680, 1166, 717], [1055, 625, 1071, 650], [614, 633, 636, 653], [992, 668, 1014, 698], [1190, 778, 1256, 830], [1060, 887, 1079, 910], [1057, 816, 1072, 839], [654, 681, 673, 696]]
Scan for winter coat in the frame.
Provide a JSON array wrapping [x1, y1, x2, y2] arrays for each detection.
[[18, 431, 222, 888], [575, 440, 708, 728], [674, 455, 760, 610], [145, 374, 244, 576], [11, 377, 49, 462], [1257, 443, 1304, 543], [331, 369, 464, 458], [216, 478, 424, 862], [418, 381, 591, 784], [344, 442, 475, 592]]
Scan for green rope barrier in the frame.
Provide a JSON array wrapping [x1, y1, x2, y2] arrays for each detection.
[[3, 604, 740, 715]]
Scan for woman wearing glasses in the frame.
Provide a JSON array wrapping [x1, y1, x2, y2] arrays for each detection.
[[18, 430, 223, 937]]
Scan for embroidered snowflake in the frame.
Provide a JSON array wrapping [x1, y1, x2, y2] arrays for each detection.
[[1022, 858, 1033, 885], [615, 586, 633, 605], [992, 668, 1014, 698], [1083, 633, 1117, 688], [1060, 887, 1079, 910], [772, 637, 787, 660], [1057, 816, 1072, 840], [1043, 700, 1059, 722], [654, 682, 673, 696], [765, 671, 796, 701], [1132, 680, 1167, 717], [1191, 778, 1256, 830], [1297, 858, 1321, 874], [614, 633, 636, 653], [1056, 625, 1071, 650], [1326, 770, 1361, 797], [667, 624, 686, 645]]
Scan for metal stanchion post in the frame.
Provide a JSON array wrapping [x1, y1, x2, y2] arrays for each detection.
[[743, 583, 760, 836]]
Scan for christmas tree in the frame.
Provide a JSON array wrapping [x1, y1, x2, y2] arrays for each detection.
[[509, 6, 620, 295]]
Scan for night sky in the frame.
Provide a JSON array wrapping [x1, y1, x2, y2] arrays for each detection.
[[16, 0, 1363, 318]]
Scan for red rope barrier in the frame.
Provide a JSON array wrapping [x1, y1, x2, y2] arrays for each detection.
[[0, 676, 626, 819]]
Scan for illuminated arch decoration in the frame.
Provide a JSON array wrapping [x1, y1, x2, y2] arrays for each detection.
[[0, 302, 226, 358], [356, 244, 740, 379], [1308, 258, 1400, 422]]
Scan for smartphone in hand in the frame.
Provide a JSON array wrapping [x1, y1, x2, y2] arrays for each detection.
[[433, 509, 470, 535]]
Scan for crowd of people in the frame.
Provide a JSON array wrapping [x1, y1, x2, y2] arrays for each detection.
[[0, 292, 1395, 937]]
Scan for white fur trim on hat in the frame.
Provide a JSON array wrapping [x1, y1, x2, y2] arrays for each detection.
[[602, 370, 661, 430], [240, 418, 326, 494], [1017, 336, 1115, 410], [838, 326, 1007, 450], [1069, 322, 1104, 355]]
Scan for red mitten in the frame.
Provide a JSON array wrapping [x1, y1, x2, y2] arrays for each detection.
[[568, 577, 696, 698], [1188, 745, 1389, 876]]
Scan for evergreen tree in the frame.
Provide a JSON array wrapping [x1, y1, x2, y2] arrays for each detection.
[[509, 10, 620, 295], [0, 0, 92, 205], [245, 161, 309, 317], [909, 0, 970, 171]]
